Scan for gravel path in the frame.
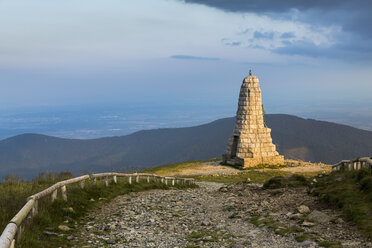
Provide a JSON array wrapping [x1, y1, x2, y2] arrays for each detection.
[[72, 182, 307, 248]]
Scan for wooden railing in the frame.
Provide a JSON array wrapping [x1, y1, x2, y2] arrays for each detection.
[[0, 172, 194, 248], [332, 157, 372, 171]]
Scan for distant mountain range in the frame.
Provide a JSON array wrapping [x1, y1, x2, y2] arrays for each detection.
[[1, 114, 371, 180]]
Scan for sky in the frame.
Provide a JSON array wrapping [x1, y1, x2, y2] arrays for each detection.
[[1, 0, 372, 138]]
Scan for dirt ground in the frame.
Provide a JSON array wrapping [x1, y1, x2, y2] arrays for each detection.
[[163, 159, 331, 177]]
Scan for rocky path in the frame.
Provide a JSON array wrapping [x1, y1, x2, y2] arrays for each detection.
[[72, 182, 371, 248]]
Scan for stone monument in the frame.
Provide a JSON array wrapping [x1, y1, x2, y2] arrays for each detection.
[[222, 71, 284, 168]]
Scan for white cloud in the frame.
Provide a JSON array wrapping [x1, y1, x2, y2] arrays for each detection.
[[0, 0, 343, 69]]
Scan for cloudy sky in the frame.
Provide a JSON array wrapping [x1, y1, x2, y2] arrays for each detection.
[[1, 0, 372, 137]]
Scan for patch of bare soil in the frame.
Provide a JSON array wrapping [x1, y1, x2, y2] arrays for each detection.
[[174, 162, 241, 176], [174, 159, 332, 177]]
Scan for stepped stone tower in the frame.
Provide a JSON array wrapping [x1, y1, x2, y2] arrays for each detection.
[[222, 71, 284, 168]]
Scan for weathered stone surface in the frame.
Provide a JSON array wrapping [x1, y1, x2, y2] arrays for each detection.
[[308, 210, 331, 223], [297, 205, 310, 214], [58, 225, 71, 231], [223, 73, 284, 168], [71, 182, 371, 247]]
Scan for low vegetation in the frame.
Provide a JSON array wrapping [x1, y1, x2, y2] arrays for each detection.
[[142, 158, 330, 184], [311, 168, 372, 238], [141, 158, 221, 176], [195, 170, 322, 184], [263, 174, 309, 189], [0, 172, 196, 247]]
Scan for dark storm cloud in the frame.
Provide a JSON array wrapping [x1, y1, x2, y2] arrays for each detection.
[[273, 40, 372, 61], [182, 0, 346, 13], [170, 55, 220, 61], [182, 0, 372, 61]]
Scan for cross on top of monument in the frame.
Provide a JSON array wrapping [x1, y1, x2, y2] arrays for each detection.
[[249, 69, 252, 76]]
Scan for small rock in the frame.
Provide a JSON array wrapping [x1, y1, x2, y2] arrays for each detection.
[[335, 217, 344, 224], [298, 241, 314, 247], [64, 216, 73, 222], [219, 187, 228, 192], [106, 239, 116, 244], [43, 231, 58, 236], [201, 220, 210, 226], [58, 225, 71, 231], [290, 213, 302, 220], [89, 198, 95, 202], [297, 205, 310, 214], [308, 210, 331, 223], [289, 224, 297, 231], [301, 221, 316, 227], [62, 207, 74, 213]]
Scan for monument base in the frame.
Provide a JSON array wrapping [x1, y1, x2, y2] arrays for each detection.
[[223, 154, 284, 168]]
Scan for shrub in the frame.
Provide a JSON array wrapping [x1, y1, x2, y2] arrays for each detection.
[[263, 176, 284, 189], [356, 168, 371, 181], [288, 174, 309, 187], [360, 176, 372, 192], [263, 174, 308, 189]]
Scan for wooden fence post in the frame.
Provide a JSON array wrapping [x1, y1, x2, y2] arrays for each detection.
[[128, 176, 132, 185], [51, 189, 57, 202], [10, 239, 15, 248], [165, 178, 168, 185], [32, 200, 38, 217], [104, 176, 109, 187], [80, 180, 85, 189], [61, 186, 67, 201], [172, 179, 175, 186], [15, 224, 22, 243], [147, 176, 150, 183], [136, 175, 139, 183], [113, 176, 117, 184], [161, 177, 164, 183]]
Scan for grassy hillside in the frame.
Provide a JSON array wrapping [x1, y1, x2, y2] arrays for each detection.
[[311, 168, 372, 238], [1, 114, 372, 179], [0, 172, 194, 247]]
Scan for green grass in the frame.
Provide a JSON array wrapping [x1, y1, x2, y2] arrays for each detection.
[[312, 168, 372, 238], [319, 240, 343, 248], [187, 229, 235, 245], [249, 213, 293, 236], [263, 174, 309, 189], [194, 170, 320, 184], [0, 172, 196, 247], [0, 172, 73, 232], [141, 158, 221, 176]]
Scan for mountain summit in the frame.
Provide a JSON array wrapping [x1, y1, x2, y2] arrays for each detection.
[[1, 114, 372, 179]]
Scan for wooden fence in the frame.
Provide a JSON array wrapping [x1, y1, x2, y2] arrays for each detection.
[[332, 157, 372, 171], [0, 172, 194, 248]]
